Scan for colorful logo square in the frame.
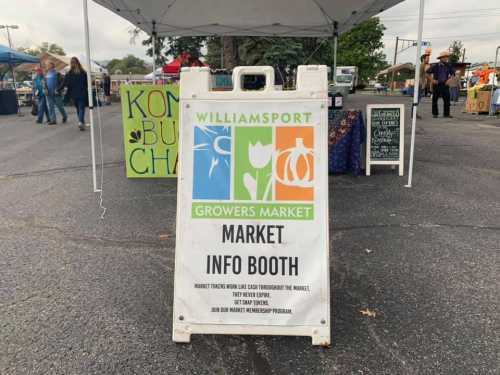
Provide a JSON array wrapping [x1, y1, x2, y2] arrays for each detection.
[[193, 126, 231, 200], [275, 127, 314, 201], [234, 127, 273, 201]]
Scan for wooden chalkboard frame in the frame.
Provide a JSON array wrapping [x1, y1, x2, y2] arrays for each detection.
[[366, 104, 405, 176]]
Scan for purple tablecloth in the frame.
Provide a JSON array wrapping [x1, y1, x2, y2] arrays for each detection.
[[328, 109, 365, 175]]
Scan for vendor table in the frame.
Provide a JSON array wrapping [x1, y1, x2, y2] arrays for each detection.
[[0, 89, 18, 115], [328, 109, 365, 175], [16, 89, 33, 106]]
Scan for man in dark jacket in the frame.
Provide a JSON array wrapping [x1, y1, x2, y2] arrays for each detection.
[[426, 51, 456, 118]]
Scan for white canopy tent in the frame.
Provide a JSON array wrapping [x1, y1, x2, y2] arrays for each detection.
[[144, 67, 163, 81], [16, 52, 108, 75], [93, 0, 403, 37], [84, 0, 425, 192]]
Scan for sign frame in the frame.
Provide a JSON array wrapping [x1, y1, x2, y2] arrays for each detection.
[[366, 104, 405, 176], [173, 66, 331, 346]]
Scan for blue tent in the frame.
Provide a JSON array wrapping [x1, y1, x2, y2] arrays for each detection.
[[0, 44, 39, 65]]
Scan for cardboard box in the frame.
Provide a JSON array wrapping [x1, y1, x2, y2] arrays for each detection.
[[465, 89, 491, 113], [476, 91, 491, 113]]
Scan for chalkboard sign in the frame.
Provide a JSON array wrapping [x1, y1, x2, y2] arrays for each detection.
[[366, 104, 404, 176]]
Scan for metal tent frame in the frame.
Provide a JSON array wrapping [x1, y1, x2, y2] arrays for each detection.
[[82, 0, 424, 192]]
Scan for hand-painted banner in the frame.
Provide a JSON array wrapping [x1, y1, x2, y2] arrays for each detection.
[[121, 84, 179, 178]]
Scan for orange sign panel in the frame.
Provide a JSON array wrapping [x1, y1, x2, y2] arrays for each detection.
[[275, 127, 314, 201]]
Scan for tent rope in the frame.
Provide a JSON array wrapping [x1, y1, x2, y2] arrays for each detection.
[[94, 85, 107, 219]]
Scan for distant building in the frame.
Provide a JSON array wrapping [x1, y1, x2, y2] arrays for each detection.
[[377, 63, 415, 90], [110, 74, 152, 95]]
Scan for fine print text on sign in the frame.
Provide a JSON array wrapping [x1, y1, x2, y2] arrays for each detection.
[[121, 85, 179, 178], [366, 104, 405, 176], [173, 65, 330, 346]]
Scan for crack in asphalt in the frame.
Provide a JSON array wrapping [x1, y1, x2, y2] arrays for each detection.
[[0, 161, 125, 180], [0, 217, 173, 250], [334, 223, 500, 231], [366, 325, 416, 375]]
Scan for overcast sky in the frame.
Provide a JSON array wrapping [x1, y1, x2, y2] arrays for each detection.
[[0, 0, 499, 65]]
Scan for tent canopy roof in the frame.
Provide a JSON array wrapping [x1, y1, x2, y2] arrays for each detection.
[[163, 53, 207, 74], [377, 63, 415, 76], [16, 52, 108, 75], [93, 0, 403, 37], [0, 44, 39, 65]]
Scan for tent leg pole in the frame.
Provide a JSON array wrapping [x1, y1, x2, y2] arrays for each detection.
[[220, 37, 224, 69], [332, 22, 338, 83], [405, 0, 425, 188], [152, 22, 157, 85], [82, 0, 99, 193], [489, 46, 499, 116], [10, 63, 22, 116]]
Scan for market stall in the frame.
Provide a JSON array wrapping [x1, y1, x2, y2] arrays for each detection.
[[84, 0, 411, 346], [0, 44, 39, 114], [16, 52, 107, 77], [86, 0, 408, 192], [465, 62, 499, 114], [163, 52, 206, 75]]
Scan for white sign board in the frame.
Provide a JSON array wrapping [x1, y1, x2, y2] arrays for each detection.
[[366, 104, 405, 176], [173, 66, 331, 345]]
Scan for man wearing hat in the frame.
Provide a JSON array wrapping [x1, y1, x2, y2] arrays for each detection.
[[426, 51, 456, 118]]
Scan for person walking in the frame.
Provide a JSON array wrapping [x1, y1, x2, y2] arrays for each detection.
[[33, 67, 50, 125], [415, 51, 431, 119], [426, 51, 456, 118], [46, 62, 68, 124], [448, 72, 461, 105], [61, 57, 88, 131], [103, 72, 111, 105], [54, 69, 68, 122]]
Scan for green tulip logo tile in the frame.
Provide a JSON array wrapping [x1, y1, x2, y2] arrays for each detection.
[[234, 127, 273, 201]]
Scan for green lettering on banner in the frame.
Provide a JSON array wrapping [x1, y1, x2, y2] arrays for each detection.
[[121, 84, 179, 178], [191, 202, 314, 220]]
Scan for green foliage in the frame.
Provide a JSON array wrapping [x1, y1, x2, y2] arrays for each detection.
[[241, 38, 305, 67], [205, 37, 223, 68], [19, 42, 66, 57], [165, 37, 206, 59], [143, 35, 206, 64], [140, 17, 387, 85], [336, 18, 388, 82], [449, 40, 464, 64], [204, 18, 388, 85], [142, 34, 167, 65], [107, 54, 149, 74]]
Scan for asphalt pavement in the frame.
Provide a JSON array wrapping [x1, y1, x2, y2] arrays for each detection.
[[1, 94, 499, 375]]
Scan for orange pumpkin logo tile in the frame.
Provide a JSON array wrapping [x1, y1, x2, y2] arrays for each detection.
[[275, 127, 314, 201]]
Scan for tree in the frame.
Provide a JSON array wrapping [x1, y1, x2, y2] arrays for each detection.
[[205, 37, 241, 69], [205, 18, 388, 85], [142, 35, 206, 65], [335, 18, 387, 82], [141, 35, 167, 65], [107, 55, 149, 74], [205, 37, 223, 68], [19, 42, 66, 57], [449, 40, 464, 64]]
